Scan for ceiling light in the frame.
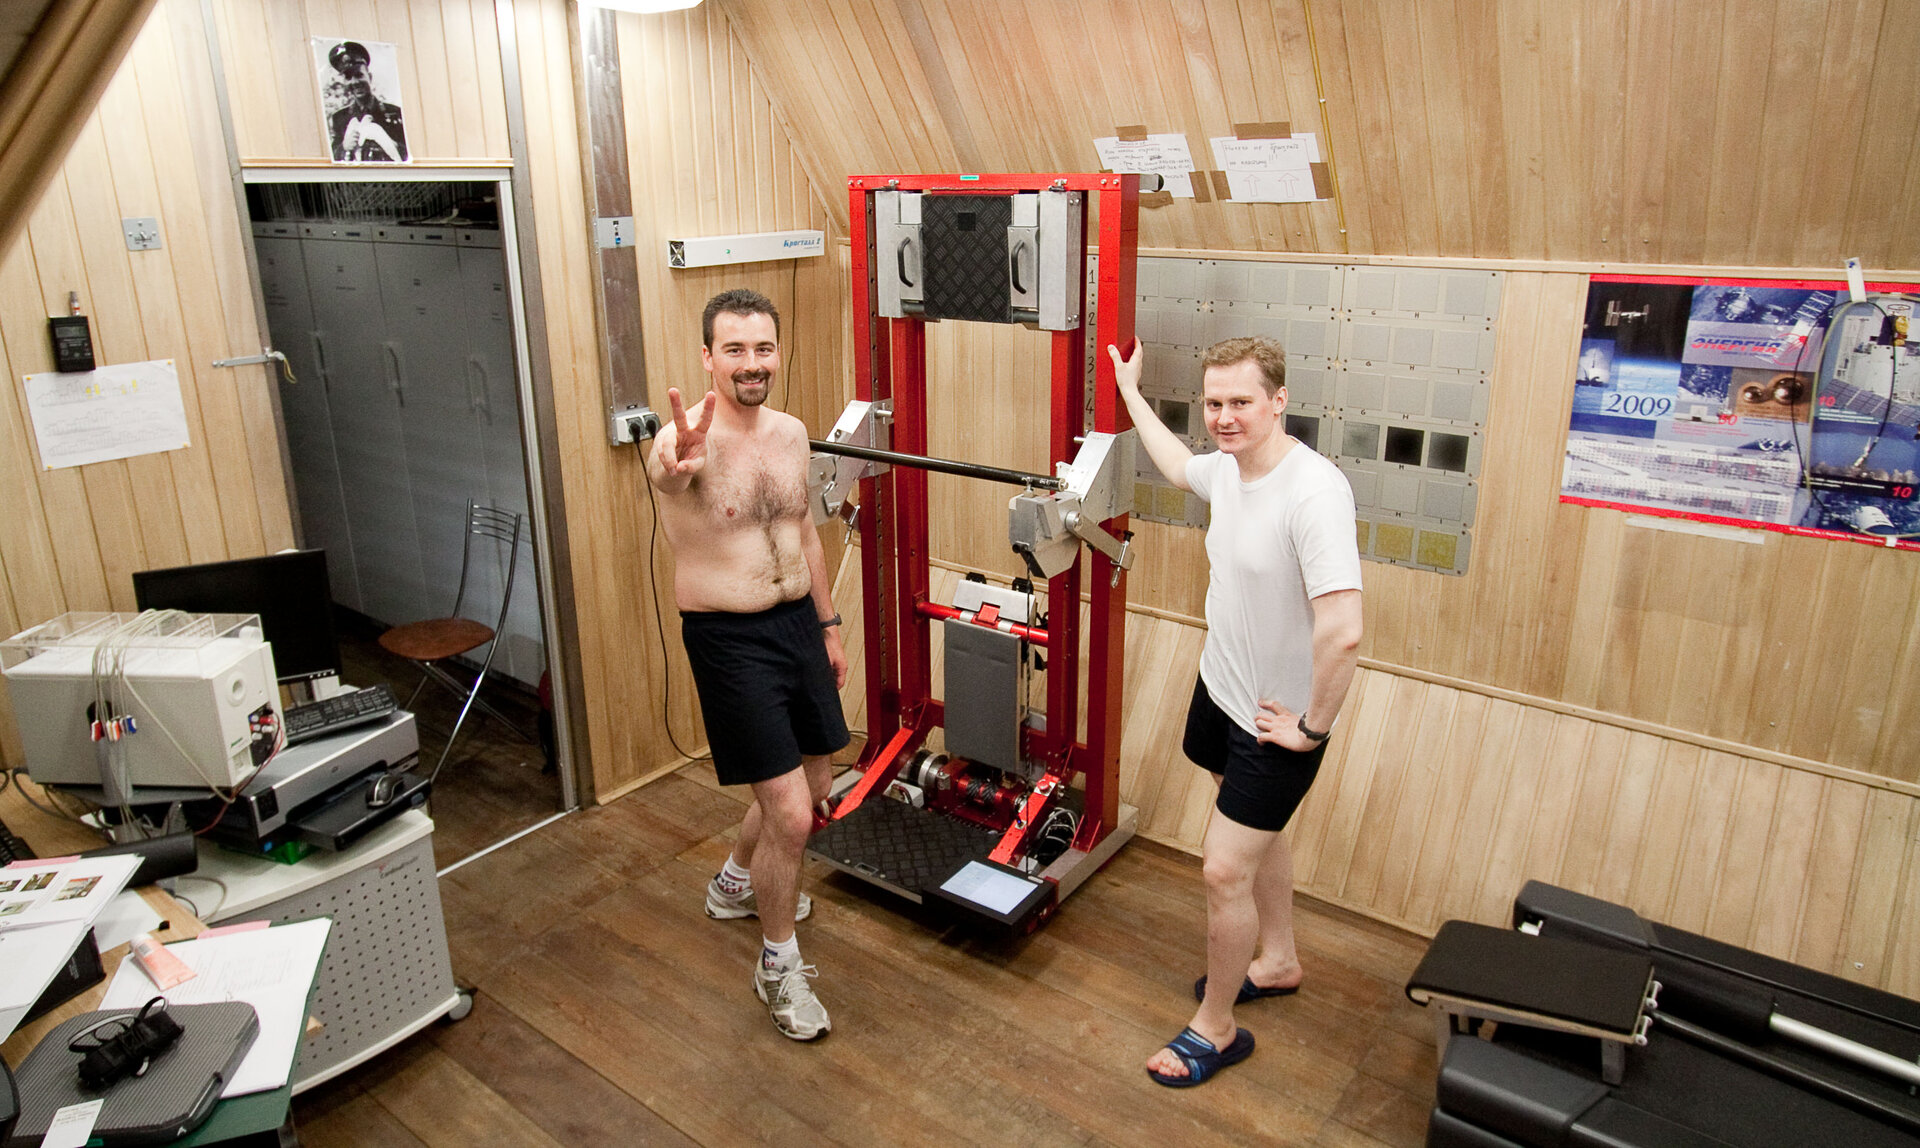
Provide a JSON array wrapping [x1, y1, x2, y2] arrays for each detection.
[[580, 0, 702, 12]]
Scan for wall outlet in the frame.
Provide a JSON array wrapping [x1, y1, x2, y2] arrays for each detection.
[[610, 405, 660, 444]]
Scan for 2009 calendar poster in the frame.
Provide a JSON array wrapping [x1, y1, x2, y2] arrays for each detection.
[[1560, 274, 1920, 551]]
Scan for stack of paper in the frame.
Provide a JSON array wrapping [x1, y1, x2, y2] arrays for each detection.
[[0, 853, 143, 1042], [100, 918, 331, 1097]]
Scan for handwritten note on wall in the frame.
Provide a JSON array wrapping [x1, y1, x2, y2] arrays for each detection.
[[22, 359, 192, 470], [1210, 135, 1325, 203]]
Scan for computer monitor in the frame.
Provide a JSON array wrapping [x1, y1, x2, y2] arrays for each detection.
[[132, 550, 341, 684]]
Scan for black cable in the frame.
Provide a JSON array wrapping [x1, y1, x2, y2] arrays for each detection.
[[640, 266, 803, 766], [640, 465, 708, 765]]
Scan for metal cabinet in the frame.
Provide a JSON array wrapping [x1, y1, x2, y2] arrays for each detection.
[[299, 223, 429, 629], [457, 232, 543, 685], [254, 223, 543, 686], [256, 227, 362, 613]]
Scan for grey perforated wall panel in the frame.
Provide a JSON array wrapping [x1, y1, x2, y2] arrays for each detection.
[[221, 833, 456, 1090], [1099, 256, 1499, 577]]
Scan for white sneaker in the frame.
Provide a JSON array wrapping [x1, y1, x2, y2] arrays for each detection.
[[755, 959, 831, 1041], [705, 876, 812, 921]]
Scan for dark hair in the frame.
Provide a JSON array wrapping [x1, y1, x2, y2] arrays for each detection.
[[328, 41, 371, 73], [702, 289, 780, 348], [1202, 336, 1287, 396]]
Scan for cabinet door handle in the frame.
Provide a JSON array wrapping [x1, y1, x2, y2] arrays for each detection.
[[310, 332, 329, 393], [467, 356, 489, 418], [384, 341, 405, 407]]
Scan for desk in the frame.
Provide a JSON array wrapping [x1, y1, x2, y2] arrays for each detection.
[[1, 777, 299, 1146], [0, 779, 206, 1070]]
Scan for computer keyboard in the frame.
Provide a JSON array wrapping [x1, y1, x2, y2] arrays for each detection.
[[0, 813, 38, 865], [284, 683, 399, 745]]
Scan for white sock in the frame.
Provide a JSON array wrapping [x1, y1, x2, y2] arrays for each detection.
[[717, 855, 752, 896], [761, 934, 800, 971]]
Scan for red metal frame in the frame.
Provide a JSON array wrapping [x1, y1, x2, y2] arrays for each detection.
[[839, 173, 1140, 867]]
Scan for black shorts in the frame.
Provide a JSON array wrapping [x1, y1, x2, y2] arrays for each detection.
[[681, 597, 850, 787], [1181, 677, 1327, 833]]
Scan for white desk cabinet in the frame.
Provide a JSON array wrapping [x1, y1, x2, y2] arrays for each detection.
[[195, 810, 469, 1092]]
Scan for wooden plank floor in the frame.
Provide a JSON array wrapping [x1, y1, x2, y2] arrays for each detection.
[[288, 749, 1443, 1145]]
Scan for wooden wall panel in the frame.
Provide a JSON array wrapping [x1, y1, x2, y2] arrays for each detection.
[[0, 0, 160, 258], [715, 0, 1920, 270], [168, 0, 845, 798], [1098, 651, 1920, 996], [591, 8, 848, 802], [557, 4, 849, 798], [918, 267, 1920, 785], [0, 0, 292, 764], [214, 0, 508, 161]]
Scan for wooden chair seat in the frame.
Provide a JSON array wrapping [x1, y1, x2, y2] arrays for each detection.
[[379, 616, 496, 662]]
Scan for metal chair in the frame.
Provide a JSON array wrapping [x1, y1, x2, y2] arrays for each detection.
[[378, 501, 532, 780]]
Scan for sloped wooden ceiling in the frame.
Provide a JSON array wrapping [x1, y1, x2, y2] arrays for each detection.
[[717, 0, 1920, 269], [0, 3, 60, 86], [0, 0, 160, 257]]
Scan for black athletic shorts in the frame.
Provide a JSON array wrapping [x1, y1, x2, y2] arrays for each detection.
[[681, 596, 850, 787], [1181, 677, 1328, 833]]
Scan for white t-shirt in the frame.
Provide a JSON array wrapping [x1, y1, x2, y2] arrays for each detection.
[[1185, 443, 1363, 735]]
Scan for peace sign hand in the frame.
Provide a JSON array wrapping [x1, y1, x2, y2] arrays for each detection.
[[655, 387, 715, 478]]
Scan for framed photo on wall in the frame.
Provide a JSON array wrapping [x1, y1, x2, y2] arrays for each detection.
[[311, 37, 410, 164]]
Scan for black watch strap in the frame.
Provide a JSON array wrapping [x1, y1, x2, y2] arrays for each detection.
[[820, 613, 843, 630], [1297, 715, 1331, 743]]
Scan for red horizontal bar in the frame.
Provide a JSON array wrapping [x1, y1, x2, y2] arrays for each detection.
[[916, 601, 1051, 646], [849, 173, 1137, 194]]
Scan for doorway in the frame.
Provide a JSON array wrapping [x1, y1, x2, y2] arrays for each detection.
[[242, 174, 573, 840]]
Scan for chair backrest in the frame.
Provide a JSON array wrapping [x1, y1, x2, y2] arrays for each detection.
[[450, 501, 525, 635]]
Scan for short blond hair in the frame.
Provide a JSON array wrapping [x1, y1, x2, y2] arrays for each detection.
[[1202, 337, 1287, 396]]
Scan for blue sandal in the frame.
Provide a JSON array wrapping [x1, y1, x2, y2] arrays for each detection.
[[1193, 974, 1300, 1005], [1147, 1026, 1255, 1087]]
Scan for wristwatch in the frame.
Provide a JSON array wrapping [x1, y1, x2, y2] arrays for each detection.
[[820, 613, 843, 630], [1297, 715, 1331, 743]]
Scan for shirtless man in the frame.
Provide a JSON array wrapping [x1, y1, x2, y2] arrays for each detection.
[[646, 289, 849, 1041]]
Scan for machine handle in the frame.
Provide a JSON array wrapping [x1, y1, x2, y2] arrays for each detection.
[[1010, 238, 1030, 295], [384, 341, 406, 407], [896, 237, 916, 287]]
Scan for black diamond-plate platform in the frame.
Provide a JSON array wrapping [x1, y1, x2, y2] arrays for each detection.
[[808, 797, 1001, 900], [922, 194, 1013, 324]]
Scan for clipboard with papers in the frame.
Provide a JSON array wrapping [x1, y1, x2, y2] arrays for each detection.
[[98, 917, 332, 1098]]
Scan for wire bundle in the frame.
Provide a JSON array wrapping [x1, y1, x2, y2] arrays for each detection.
[[77, 611, 279, 834]]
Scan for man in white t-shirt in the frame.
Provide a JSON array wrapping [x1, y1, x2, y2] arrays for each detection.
[[1109, 335, 1364, 1087]]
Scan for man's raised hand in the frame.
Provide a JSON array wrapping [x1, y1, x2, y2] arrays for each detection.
[[1108, 337, 1144, 399], [658, 387, 715, 477]]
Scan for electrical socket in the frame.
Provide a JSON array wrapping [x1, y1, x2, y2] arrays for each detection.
[[610, 405, 661, 445]]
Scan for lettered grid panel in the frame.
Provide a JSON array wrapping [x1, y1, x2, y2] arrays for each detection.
[[1098, 258, 1500, 576]]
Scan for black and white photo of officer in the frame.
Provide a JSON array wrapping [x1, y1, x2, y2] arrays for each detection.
[[315, 38, 409, 163]]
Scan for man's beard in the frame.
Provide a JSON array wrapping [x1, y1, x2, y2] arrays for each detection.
[[733, 371, 771, 406]]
